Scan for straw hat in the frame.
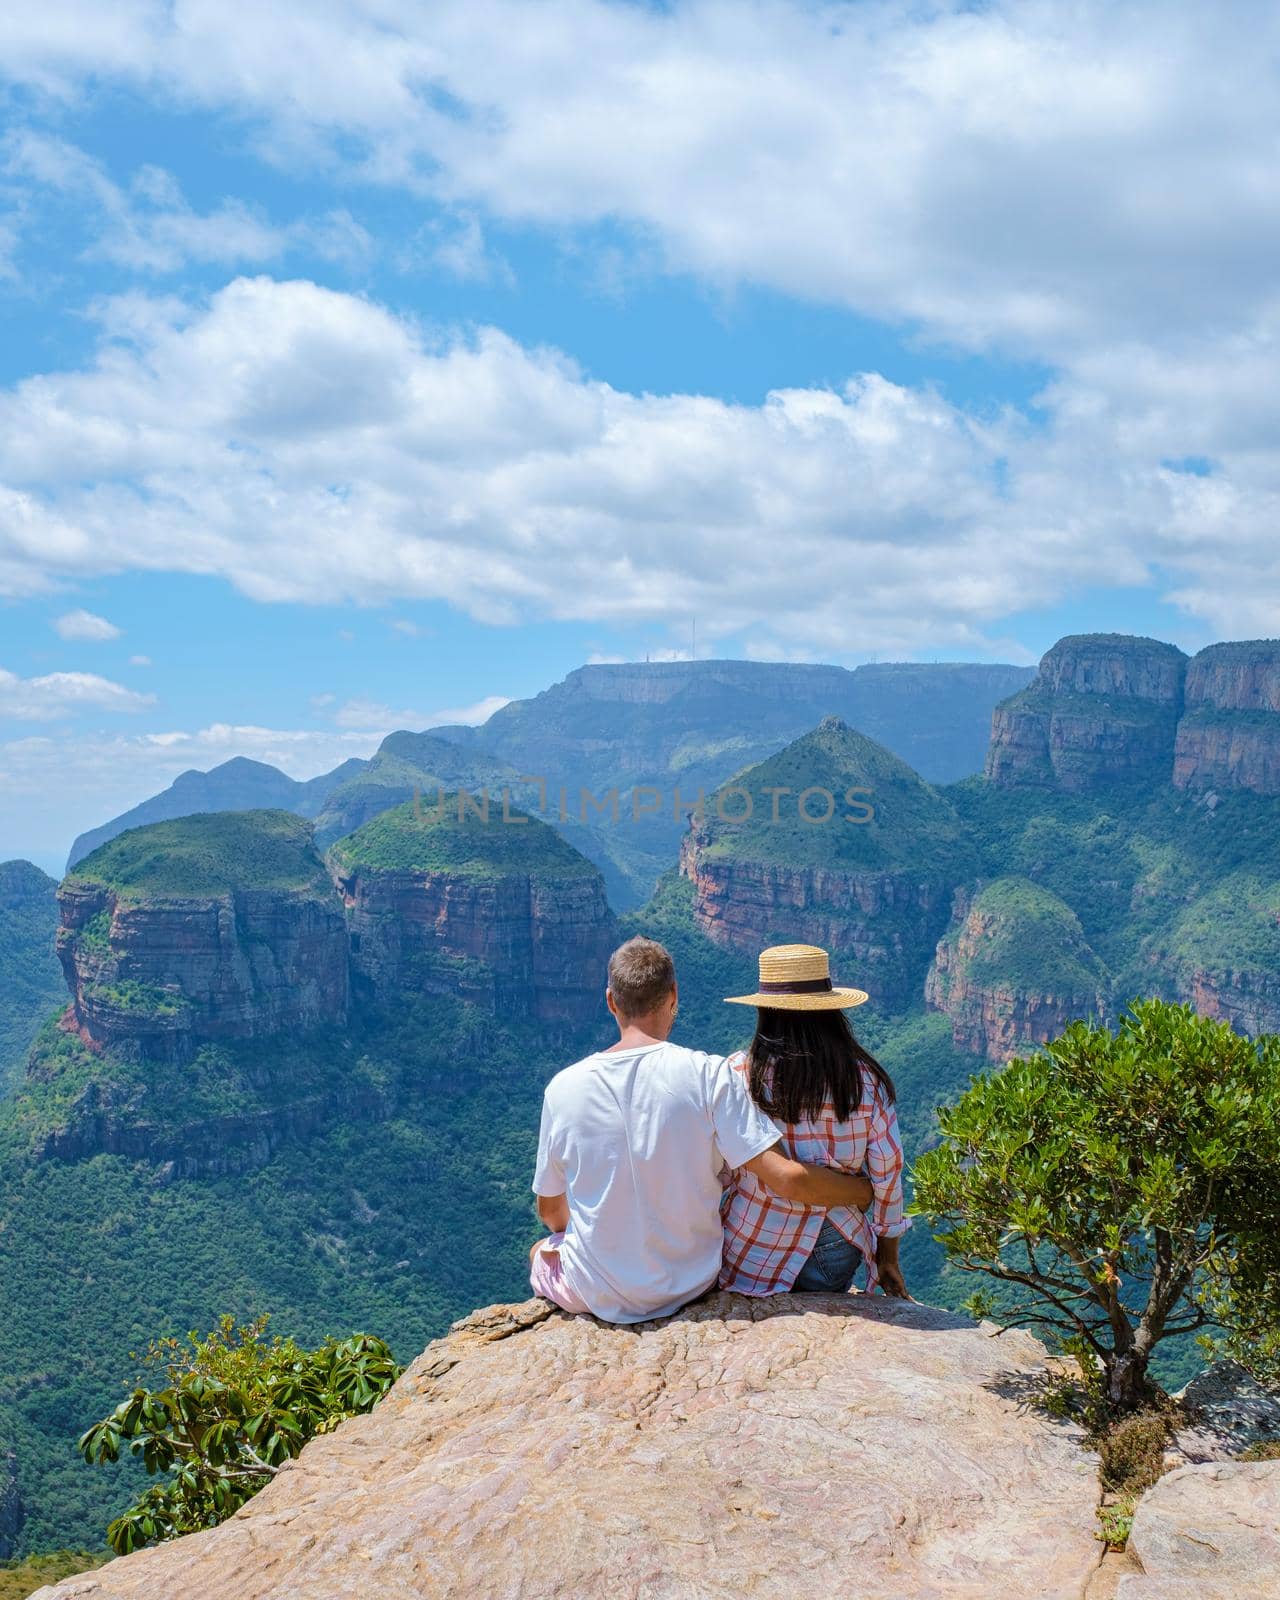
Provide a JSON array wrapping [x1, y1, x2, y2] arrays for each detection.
[[725, 944, 869, 1010]]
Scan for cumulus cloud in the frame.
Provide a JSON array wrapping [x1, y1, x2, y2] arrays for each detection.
[[0, 273, 1273, 652], [53, 607, 121, 641], [0, 667, 153, 719], [0, 2, 1277, 358]]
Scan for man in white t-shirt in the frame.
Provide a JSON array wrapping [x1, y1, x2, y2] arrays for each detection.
[[530, 936, 874, 1325]]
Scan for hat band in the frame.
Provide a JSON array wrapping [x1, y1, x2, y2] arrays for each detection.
[[757, 977, 832, 994]]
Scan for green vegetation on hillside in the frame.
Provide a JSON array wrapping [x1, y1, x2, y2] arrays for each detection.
[[0, 991, 566, 1557], [942, 877, 1108, 996], [0, 864, 62, 1095], [696, 718, 974, 875], [0, 1550, 111, 1598], [313, 736, 524, 849], [65, 813, 330, 901], [328, 796, 597, 878]]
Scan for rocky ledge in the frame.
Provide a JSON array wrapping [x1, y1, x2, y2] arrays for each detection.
[[1120, 1461, 1280, 1599], [34, 1293, 1104, 1600]]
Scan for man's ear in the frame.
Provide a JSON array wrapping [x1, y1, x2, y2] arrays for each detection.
[[605, 988, 619, 1021]]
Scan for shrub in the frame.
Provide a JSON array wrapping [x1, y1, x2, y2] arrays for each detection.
[[80, 1314, 400, 1553], [913, 999, 1280, 1410]]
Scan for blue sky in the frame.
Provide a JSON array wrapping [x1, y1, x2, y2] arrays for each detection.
[[1, 1, 1277, 870]]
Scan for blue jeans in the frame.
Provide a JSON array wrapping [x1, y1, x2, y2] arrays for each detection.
[[791, 1218, 863, 1293]]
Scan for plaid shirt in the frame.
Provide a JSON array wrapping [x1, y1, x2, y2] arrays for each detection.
[[719, 1050, 910, 1296]]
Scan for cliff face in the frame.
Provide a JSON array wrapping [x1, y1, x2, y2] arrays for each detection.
[[680, 718, 975, 1009], [31, 1052, 387, 1180], [925, 879, 1110, 1062], [57, 883, 349, 1061], [1173, 641, 1280, 795], [58, 813, 349, 1061], [682, 837, 952, 1010], [31, 1295, 1103, 1600], [329, 800, 615, 1026], [986, 634, 1188, 791]]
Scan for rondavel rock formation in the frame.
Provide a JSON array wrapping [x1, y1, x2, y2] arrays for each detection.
[[925, 878, 1111, 1063], [56, 813, 349, 1063], [31, 803, 616, 1174], [1172, 639, 1280, 795], [985, 633, 1189, 791], [987, 632, 1280, 797], [30, 1294, 1110, 1600], [328, 798, 615, 1026], [680, 718, 975, 1009]]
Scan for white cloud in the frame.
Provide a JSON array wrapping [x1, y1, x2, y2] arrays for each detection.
[[428, 694, 510, 727], [328, 693, 509, 730], [54, 607, 121, 641], [129, 653, 151, 666], [2, 130, 373, 277], [0, 666, 153, 719], [0, 273, 1270, 653], [0, 2, 1277, 358]]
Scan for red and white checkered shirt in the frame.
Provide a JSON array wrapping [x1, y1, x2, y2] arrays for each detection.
[[719, 1050, 910, 1296]]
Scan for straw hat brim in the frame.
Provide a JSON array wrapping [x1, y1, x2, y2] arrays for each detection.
[[724, 986, 869, 1011]]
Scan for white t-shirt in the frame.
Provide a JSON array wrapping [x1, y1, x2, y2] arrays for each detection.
[[532, 1040, 781, 1325]]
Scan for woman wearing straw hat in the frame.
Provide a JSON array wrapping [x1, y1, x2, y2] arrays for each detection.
[[719, 944, 911, 1299]]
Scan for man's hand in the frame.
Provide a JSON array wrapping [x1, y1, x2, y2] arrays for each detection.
[[743, 1143, 874, 1210], [876, 1236, 910, 1298]]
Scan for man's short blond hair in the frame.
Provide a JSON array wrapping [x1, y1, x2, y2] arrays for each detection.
[[607, 936, 676, 1020]]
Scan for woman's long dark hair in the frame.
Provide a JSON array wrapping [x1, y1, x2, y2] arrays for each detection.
[[747, 1007, 895, 1124]]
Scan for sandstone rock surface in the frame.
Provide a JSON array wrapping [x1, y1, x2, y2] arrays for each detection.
[[34, 1294, 1103, 1600], [1118, 1461, 1280, 1599]]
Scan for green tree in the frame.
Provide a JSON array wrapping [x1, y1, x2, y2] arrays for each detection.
[[913, 1000, 1280, 1410], [79, 1316, 401, 1553]]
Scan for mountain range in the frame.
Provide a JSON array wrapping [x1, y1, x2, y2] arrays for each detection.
[[4, 632, 1280, 1559], [66, 659, 1034, 906]]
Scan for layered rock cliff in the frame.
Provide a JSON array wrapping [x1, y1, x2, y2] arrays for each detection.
[[30, 1294, 1105, 1600], [328, 798, 614, 1026], [57, 812, 349, 1062], [680, 718, 975, 1009], [1173, 640, 1280, 795], [986, 634, 1188, 791], [925, 878, 1111, 1062]]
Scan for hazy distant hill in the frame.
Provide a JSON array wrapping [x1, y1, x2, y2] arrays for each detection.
[[66, 756, 367, 869], [66, 659, 1033, 901]]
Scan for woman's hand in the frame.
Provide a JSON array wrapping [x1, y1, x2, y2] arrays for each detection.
[[875, 1236, 911, 1299]]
